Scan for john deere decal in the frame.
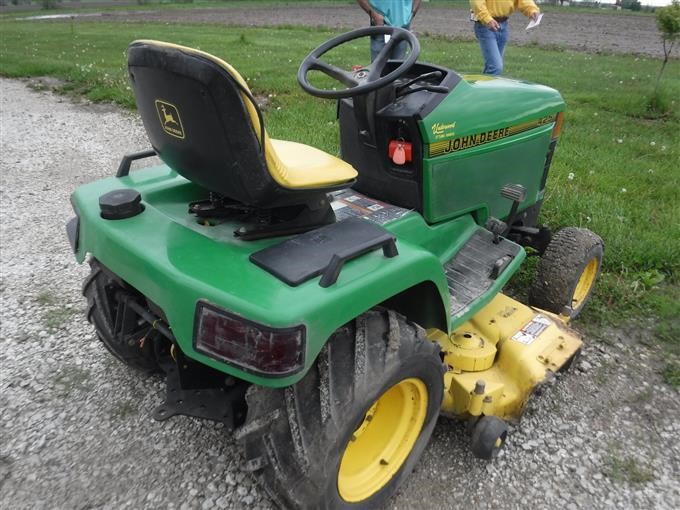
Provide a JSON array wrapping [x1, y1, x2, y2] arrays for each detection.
[[155, 100, 185, 140], [429, 115, 556, 157]]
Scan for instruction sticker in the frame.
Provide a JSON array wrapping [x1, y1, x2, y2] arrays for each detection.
[[330, 201, 347, 211], [330, 189, 410, 225], [512, 315, 551, 345]]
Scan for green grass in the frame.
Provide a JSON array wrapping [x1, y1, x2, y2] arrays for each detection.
[[35, 289, 59, 306], [109, 399, 138, 419], [605, 450, 655, 485], [1, 18, 679, 364], [35, 288, 77, 330], [1, 0, 357, 18], [52, 365, 93, 395], [662, 362, 680, 386], [43, 305, 76, 330]]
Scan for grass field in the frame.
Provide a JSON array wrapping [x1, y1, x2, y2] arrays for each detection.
[[0, 17, 678, 378]]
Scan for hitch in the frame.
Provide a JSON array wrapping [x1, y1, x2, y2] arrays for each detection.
[[153, 352, 248, 429]]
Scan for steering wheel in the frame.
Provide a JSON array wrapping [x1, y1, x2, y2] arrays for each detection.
[[297, 26, 420, 99]]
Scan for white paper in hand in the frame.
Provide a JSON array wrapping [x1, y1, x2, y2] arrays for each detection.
[[384, 34, 391, 43], [526, 13, 543, 31]]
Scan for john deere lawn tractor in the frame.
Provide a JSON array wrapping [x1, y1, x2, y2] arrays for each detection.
[[67, 27, 603, 509]]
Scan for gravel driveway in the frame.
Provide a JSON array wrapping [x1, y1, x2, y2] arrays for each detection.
[[1, 79, 679, 509]]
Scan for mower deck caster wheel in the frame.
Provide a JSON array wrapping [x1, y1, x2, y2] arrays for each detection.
[[470, 416, 508, 460]]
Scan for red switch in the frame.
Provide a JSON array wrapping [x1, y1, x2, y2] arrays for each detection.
[[388, 140, 412, 165]]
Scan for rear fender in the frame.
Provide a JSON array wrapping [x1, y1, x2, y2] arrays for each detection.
[[70, 171, 453, 388], [378, 280, 448, 332]]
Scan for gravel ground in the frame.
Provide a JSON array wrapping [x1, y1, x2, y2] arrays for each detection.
[[1, 78, 679, 509], [31, 5, 667, 58]]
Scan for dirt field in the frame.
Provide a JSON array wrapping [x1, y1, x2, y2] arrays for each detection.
[[45, 4, 667, 58]]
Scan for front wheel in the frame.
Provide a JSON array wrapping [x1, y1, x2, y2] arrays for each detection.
[[529, 227, 604, 319], [236, 309, 444, 509]]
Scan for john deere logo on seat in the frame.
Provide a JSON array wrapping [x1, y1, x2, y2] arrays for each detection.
[[155, 100, 185, 139]]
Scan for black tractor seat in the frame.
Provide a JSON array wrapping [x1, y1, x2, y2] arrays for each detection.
[[127, 40, 358, 239]]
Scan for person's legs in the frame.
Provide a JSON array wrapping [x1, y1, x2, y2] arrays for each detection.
[[474, 22, 504, 75], [370, 35, 385, 62], [496, 20, 509, 62], [390, 38, 409, 60], [372, 33, 410, 61], [389, 23, 412, 60]]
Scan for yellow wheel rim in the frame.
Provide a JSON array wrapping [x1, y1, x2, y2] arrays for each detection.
[[572, 257, 599, 310], [337, 378, 428, 503]]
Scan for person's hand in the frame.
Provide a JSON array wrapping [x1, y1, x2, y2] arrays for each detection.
[[486, 19, 500, 31], [370, 10, 385, 26], [531, 12, 540, 22]]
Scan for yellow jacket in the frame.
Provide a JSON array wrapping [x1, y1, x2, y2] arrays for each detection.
[[470, 0, 539, 25]]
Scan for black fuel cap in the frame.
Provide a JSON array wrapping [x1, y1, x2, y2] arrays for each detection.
[[99, 189, 144, 220]]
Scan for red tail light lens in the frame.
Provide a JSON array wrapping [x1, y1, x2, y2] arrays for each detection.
[[194, 301, 305, 377]]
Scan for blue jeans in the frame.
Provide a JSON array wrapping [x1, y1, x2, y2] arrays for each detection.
[[474, 20, 509, 76], [370, 26, 410, 62]]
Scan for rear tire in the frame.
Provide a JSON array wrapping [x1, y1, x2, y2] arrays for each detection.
[[529, 227, 603, 319], [236, 309, 444, 509], [83, 258, 160, 373]]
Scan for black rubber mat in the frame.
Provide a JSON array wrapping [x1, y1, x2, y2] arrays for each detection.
[[250, 217, 397, 287], [445, 229, 522, 319]]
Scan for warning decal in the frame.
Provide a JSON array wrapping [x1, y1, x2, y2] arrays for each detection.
[[512, 315, 551, 345], [330, 189, 410, 225]]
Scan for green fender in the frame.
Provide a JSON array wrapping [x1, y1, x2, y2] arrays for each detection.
[[71, 165, 470, 387]]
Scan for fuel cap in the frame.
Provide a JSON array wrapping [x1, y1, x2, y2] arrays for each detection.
[[99, 189, 144, 220]]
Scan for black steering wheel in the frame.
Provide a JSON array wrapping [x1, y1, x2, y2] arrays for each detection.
[[297, 26, 420, 99]]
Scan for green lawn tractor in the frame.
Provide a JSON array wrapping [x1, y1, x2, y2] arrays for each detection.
[[67, 27, 603, 509]]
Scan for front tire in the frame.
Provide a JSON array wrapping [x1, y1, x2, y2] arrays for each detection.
[[236, 309, 444, 509], [529, 227, 604, 319]]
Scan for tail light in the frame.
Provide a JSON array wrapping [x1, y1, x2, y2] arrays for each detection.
[[194, 301, 305, 377]]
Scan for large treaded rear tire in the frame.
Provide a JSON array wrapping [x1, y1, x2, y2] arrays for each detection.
[[236, 309, 444, 510], [529, 227, 604, 319], [82, 258, 160, 373]]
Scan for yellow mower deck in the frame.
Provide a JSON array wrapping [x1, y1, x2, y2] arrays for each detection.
[[430, 293, 582, 423]]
